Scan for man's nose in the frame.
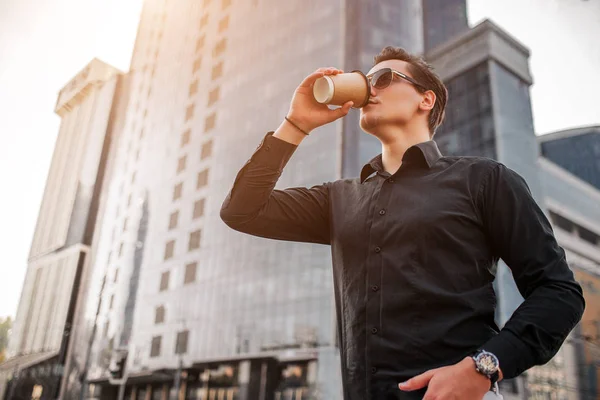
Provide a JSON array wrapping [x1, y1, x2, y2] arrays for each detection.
[[370, 84, 378, 97]]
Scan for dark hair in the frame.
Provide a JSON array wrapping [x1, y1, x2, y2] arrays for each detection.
[[373, 46, 448, 136]]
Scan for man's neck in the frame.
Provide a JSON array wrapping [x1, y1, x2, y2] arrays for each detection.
[[378, 125, 431, 175]]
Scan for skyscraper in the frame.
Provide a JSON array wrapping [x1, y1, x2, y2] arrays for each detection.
[[422, 0, 469, 54], [76, 1, 425, 399], [425, 17, 600, 400], [0, 59, 124, 399]]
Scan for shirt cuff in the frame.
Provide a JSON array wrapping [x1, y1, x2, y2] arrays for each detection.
[[250, 131, 298, 172], [480, 330, 534, 379]]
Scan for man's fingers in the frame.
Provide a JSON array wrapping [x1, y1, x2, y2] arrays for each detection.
[[298, 70, 325, 88], [398, 369, 437, 391], [298, 67, 344, 88]]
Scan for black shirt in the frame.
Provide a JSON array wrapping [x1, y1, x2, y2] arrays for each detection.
[[220, 132, 585, 400]]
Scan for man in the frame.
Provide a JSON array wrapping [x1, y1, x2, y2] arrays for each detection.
[[220, 47, 585, 399]]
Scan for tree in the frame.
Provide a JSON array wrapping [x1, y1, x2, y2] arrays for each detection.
[[0, 316, 13, 362]]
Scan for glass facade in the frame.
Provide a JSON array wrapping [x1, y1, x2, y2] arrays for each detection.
[[434, 62, 496, 159], [541, 128, 600, 191], [422, 0, 469, 54]]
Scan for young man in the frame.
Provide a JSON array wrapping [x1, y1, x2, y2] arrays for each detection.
[[220, 47, 585, 400]]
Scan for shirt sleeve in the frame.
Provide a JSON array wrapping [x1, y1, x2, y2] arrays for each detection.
[[220, 132, 331, 245], [477, 163, 585, 379]]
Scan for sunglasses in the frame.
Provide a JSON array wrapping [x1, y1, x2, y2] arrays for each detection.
[[366, 68, 428, 91]]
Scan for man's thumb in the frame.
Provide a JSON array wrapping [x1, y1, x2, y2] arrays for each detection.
[[335, 101, 354, 117], [398, 370, 435, 391]]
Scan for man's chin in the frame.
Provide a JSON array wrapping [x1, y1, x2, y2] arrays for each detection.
[[360, 114, 380, 133]]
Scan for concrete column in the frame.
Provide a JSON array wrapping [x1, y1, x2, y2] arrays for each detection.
[[238, 358, 279, 400]]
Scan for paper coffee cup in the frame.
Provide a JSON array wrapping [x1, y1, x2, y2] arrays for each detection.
[[313, 70, 370, 108]]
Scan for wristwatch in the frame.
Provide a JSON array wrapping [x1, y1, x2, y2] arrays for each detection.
[[471, 350, 500, 392]]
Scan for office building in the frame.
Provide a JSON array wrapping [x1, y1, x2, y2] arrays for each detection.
[[427, 18, 600, 400], [539, 125, 600, 191], [75, 1, 425, 399], [0, 60, 125, 399]]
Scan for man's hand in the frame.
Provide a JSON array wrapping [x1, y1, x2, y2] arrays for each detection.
[[398, 357, 492, 400], [287, 67, 354, 134]]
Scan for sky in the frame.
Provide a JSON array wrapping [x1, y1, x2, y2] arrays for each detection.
[[0, 0, 598, 320]]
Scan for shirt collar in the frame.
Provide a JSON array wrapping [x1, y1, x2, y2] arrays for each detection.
[[360, 140, 443, 183]]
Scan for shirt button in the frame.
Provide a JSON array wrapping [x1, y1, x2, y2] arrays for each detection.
[[371, 327, 378, 334], [371, 285, 379, 292], [371, 367, 377, 374], [265, 145, 271, 151], [374, 247, 381, 253], [379, 209, 386, 216], [388, 178, 394, 183]]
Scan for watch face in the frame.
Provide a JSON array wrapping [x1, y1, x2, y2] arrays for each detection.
[[476, 351, 499, 375]]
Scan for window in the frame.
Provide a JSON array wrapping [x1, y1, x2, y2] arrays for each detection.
[[114, 268, 119, 283], [196, 169, 209, 189], [150, 336, 162, 357], [135, 148, 141, 161], [213, 38, 227, 57], [139, 128, 145, 139], [164, 240, 175, 260], [123, 218, 128, 232], [109, 294, 115, 310], [207, 87, 220, 107], [205, 113, 216, 132], [549, 211, 574, 233], [184, 262, 197, 284], [103, 321, 109, 338], [212, 62, 223, 79], [175, 330, 189, 354], [201, 141, 213, 160], [218, 16, 229, 32], [185, 104, 195, 122], [173, 182, 183, 200], [189, 80, 198, 97], [155, 305, 165, 324], [177, 155, 187, 173], [118, 242, 124, 257], [131, 171, 136, 184], [189, 229, 202, 250], [200, 13, 209, 29], [127, 194, 132, 207], [195, 35, 205, 52], [193, 198, 205, 219], [578, 225, 600, 245], [159, 270, 170, 291], [169, 211, 179, 230], [181, 129, 191, 147], [192, 58, 202, 74]]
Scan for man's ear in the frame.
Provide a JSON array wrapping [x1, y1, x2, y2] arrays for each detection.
[[420, 90, 436, 112]]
